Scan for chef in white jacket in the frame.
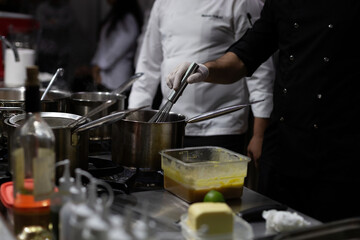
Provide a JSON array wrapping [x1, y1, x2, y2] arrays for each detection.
[[129, 0, 274, 158]]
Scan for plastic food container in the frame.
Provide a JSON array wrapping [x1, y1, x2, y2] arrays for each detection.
[[160, 146, 251, 203]]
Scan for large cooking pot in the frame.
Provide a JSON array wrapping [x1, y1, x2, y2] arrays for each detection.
[[69, 92, 125, 141], [112, 104, 254, 170], [5, 107, 146, 176], [0, 87, 70, 140], [0, 87, 70, 111], [6, 112, 89, 175]]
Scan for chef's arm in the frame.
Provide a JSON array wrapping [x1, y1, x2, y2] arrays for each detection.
[[204, 52, 248, 84], [167, 52, 249, 90], [247, 117, 269, 167]]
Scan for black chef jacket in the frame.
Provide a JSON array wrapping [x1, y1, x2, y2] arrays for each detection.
[[228, 0, 360, 221], [229, 0, 360, 179]]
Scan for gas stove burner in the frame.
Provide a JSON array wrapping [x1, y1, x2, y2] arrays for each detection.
[[88, 155, 164, 194], [88, 155, 122, 178], [131, 169, 164, 192], [88, 139, 111, 154]]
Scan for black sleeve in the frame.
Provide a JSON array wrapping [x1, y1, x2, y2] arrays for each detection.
[[227, 0, 278, 76]]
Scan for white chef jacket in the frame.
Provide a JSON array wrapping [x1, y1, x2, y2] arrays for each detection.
[[128, 0, 274, 136], [91, 13, 140, 90]]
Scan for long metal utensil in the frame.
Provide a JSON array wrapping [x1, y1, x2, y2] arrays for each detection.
[[66, 72, 144, 128], [186, 99, 265, 123], [40, 68, 64, 100]]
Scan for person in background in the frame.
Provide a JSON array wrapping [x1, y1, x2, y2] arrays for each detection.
[[91, 0, 143, 96], [128, 0, 275, 157], [167, 0, 360, 223]]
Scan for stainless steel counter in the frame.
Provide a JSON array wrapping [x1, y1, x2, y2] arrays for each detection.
[[110, 187, 322, 239]]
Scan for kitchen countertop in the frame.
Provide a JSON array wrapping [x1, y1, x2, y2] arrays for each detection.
[[110, 187, 322, 239], [0, 183, 321, 239]]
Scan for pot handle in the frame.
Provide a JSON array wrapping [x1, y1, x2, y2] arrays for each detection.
[[66, 99, 118, 128], [67, 72, 144, 129], [72, 105, 149, 134], [112, 72, 144, 95], [186, 100, 264, 124]]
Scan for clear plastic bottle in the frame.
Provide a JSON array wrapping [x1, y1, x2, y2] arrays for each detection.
[[108, 215, 132, 240], [50, 159, 74, 240], [11, 65, 56, 236], [133, 201, 156, 240], [82, 178, 114, 240], [59, 169, 89, 240], [65, 169, 96, 240]]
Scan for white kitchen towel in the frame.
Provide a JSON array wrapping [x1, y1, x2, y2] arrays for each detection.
[[262, 209, 311, 233]]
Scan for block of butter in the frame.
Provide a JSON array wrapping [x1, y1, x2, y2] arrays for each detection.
[[187, 202, 234, 235]]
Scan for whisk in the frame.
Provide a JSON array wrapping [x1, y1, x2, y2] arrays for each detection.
[[148, 62, 199, 123]]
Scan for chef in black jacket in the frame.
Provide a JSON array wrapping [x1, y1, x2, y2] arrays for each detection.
[[166, 0, 360, 223]]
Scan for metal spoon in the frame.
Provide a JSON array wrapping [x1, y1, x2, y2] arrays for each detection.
[[72, 105, 149, 134], [41, 68, 64, 100]]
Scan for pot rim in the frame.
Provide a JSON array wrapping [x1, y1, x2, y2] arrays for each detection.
[[0, 87, 71, 102], [70, 91, 126, 102], [7, 112, 83, 129], [120, 109, 186, 124]]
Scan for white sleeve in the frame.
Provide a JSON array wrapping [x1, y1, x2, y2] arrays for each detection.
[[246, 56, 274, 118], [128, 0, 163, 108]]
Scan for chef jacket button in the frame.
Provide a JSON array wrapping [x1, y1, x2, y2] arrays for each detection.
[[323, 57, 330, 62], [280, 117, 285, 122], [328, 24, 334, 29], [289, 55, 295, 61], [313, 123, 318, 129], [294, 22, 299, 28], [317, 94, 322, 99], [283, 88, 288, 94]]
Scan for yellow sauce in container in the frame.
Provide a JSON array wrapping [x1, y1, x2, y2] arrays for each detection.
[[160, 146, 250, 203]]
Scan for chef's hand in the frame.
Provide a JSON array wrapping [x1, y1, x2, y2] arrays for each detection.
[[247, 135, 263, 168], [166, 62, 209, 90]]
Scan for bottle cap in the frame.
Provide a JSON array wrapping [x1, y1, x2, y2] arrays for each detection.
[[26, 65, 39, 86], [56, 159, 75, 193]]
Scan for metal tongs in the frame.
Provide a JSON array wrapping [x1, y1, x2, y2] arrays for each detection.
[[148, 62, 199, 123]]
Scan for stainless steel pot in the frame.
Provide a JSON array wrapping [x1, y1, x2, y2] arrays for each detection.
[[6, 112, 89, 175], [5, 107, 147, 175], [69, 92, 125, 141], [0, 87, 70, 140], [112, 110, 186, 170], [0, 87, 70, 111], [112, 103, 257, 170]]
